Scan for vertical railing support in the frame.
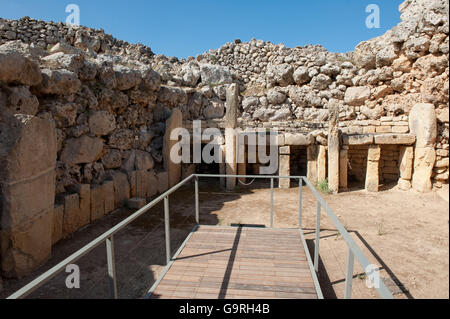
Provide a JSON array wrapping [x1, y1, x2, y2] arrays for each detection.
[[106, 236, 118, 299], [344, 247, 355, 299], [270, 178, 274, 228], [298, 178, 303, 229], [164, 196, 171, 265], [195, 175, 199, 224], [314, 201, 321, 273]]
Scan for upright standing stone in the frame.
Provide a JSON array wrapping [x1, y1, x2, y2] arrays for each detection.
[[398, 146, 414, 190], [409, 103, 437, 192], [279, 146, 290, 188], [0, 115, 56, 278], [219, 144, 226, 188], [365, 145, 381, 192], [90, 184, 105, 221], [52, 204, 64, 245], [328, 99, 340, 193], [339, 147, 348, 190], [317, 145, 327, 182], [163, 108, 183, 188], [307, 145, 319, 183], [110, 171, 130, 209], [225, 83, 239, 190]]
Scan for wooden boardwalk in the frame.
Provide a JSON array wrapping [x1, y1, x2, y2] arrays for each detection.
[[150, 226, 318, 299]]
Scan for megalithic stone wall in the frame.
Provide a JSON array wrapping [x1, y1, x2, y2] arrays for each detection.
[[0, 115, 57, 278]]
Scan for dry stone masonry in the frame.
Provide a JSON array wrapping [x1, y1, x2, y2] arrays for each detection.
[[0, 0, 448, 278]]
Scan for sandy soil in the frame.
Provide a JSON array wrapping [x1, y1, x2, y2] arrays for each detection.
[[1, 179, 448, 299]]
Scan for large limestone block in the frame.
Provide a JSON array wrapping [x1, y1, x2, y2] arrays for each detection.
[[317, 145, 327, 182], [110, 171, 130, 209], [342, 134, 373, 145], [62, 193, 80, 237], [60, 135, 104, 166], [90, 185, 105, 221], [307, 145, 319, 183], [0, 115, 56, 277], [374, 133, 416, 145], [88, 111, 116, 136], [409, 103, 437, 148], [365, 145, 381, 192], [52, 204, 64, 245], [0, 86, 39, 122], [0, 48, 42, 86], [38, 69, 81, 95], [200, 63, 232, 85], [157, 171, 169, 194], [279, 154, 290, 188], [412, 147, 436, 192], [163, 108, 182, 188], [339, 149, 348, 190], [284, 133, 314, 146], [103, 181, 115, 214], [0, 209, 53, 278], [344, 86, 371, 106], [398, 146, 414, 180]]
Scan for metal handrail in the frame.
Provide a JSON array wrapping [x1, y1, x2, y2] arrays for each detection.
[[7, 174, 196, 299], [194, 174, 394, 299], [8, 173, 393, 299]]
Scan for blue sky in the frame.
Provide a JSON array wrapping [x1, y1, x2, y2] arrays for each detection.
[[1, 0, 403, 58]]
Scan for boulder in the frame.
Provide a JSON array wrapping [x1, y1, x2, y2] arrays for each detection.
[[266, 63, 294, 87], [38, 69, 81, 95], [60, 135, 104, 166], [0, 47, 42, 86], [0, 86, 39, 121], [89, 111, 116, 136], [344, 86, 371, 106], [200, 63, 232, 85]]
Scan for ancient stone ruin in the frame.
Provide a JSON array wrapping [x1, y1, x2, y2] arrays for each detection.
[[0, 0, 448, 279]]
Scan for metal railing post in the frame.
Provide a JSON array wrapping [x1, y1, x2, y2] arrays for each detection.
[[195, 176, 199, 224], [106, 236, 118, 299], [298, 178, 303, 229], [270, 178, 274, 228], [344, 247, 355, 299], [164, 196, 171, 265], [314, 201, 321, 273]]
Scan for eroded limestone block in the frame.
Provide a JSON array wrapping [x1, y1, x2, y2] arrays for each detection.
[[342, 134, 373, 145], [317, 145, 327, 182], [365, 145, 381, 192], [412, 147, 436, 192], [409, 103, 437, 148], [284, 133, 314, 146], [374, 133, 416, 145], [307, 145, 319, 183], [163, 108, 182, 188], [0, 115, 56, 277], [157, 171, 169, 194], [279, 154, 290, 188], [110, 171, 130, 209], [399, 146, 414, 181], [103, 181, 115, 214], [339, 149, 348, 190], [60, 135, 104, 166], [52, 204, 64, 245], [90, 185, 105, 221]]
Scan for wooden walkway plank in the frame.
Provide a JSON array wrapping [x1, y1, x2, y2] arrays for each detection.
[[150, 226, 318, 299]]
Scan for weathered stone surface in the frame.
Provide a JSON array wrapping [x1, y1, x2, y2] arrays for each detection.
[[62, 193, 80, 237], [339, 149, 348, 190], [0, 209, 53, 278], [52, 204, 64, 245], [365, 145, 380, 192], [38, 69, 81, 95], [412, 147, 436, 192], [225, 84, 239, 190], [157, 171, 169, 194], [114, 65, 142, 91], [60, 135, 104, 166], [200, 63, 232, 85], [135, 150, 155, 171], [163, 108, 182, 188], [109, 171, 130, 208], [0, 85, 39, 121], [344, 86, 371, 106], [266, 63, 294, 87], [374, 133, 416, 145], [0, 47, 42, 86], [328, 100, 340, 193], [279, 146, 290, 155], [127, 198, 146, 209], [90, 185, 105, 221], [284, 133, 313, 146], [108, 129, 134, 150], [307, 145, 319, 183], [89, 111, 116, 136], [103, 181, 115, 214], [409, 103, 437, 148], [279, 154, 290, 188], [317, 145, 327, 182], [342, 134, 374, 145], [101, 149, 122, 169]]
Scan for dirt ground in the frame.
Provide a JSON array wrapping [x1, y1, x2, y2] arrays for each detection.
[[1, 178, 448, 299]]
